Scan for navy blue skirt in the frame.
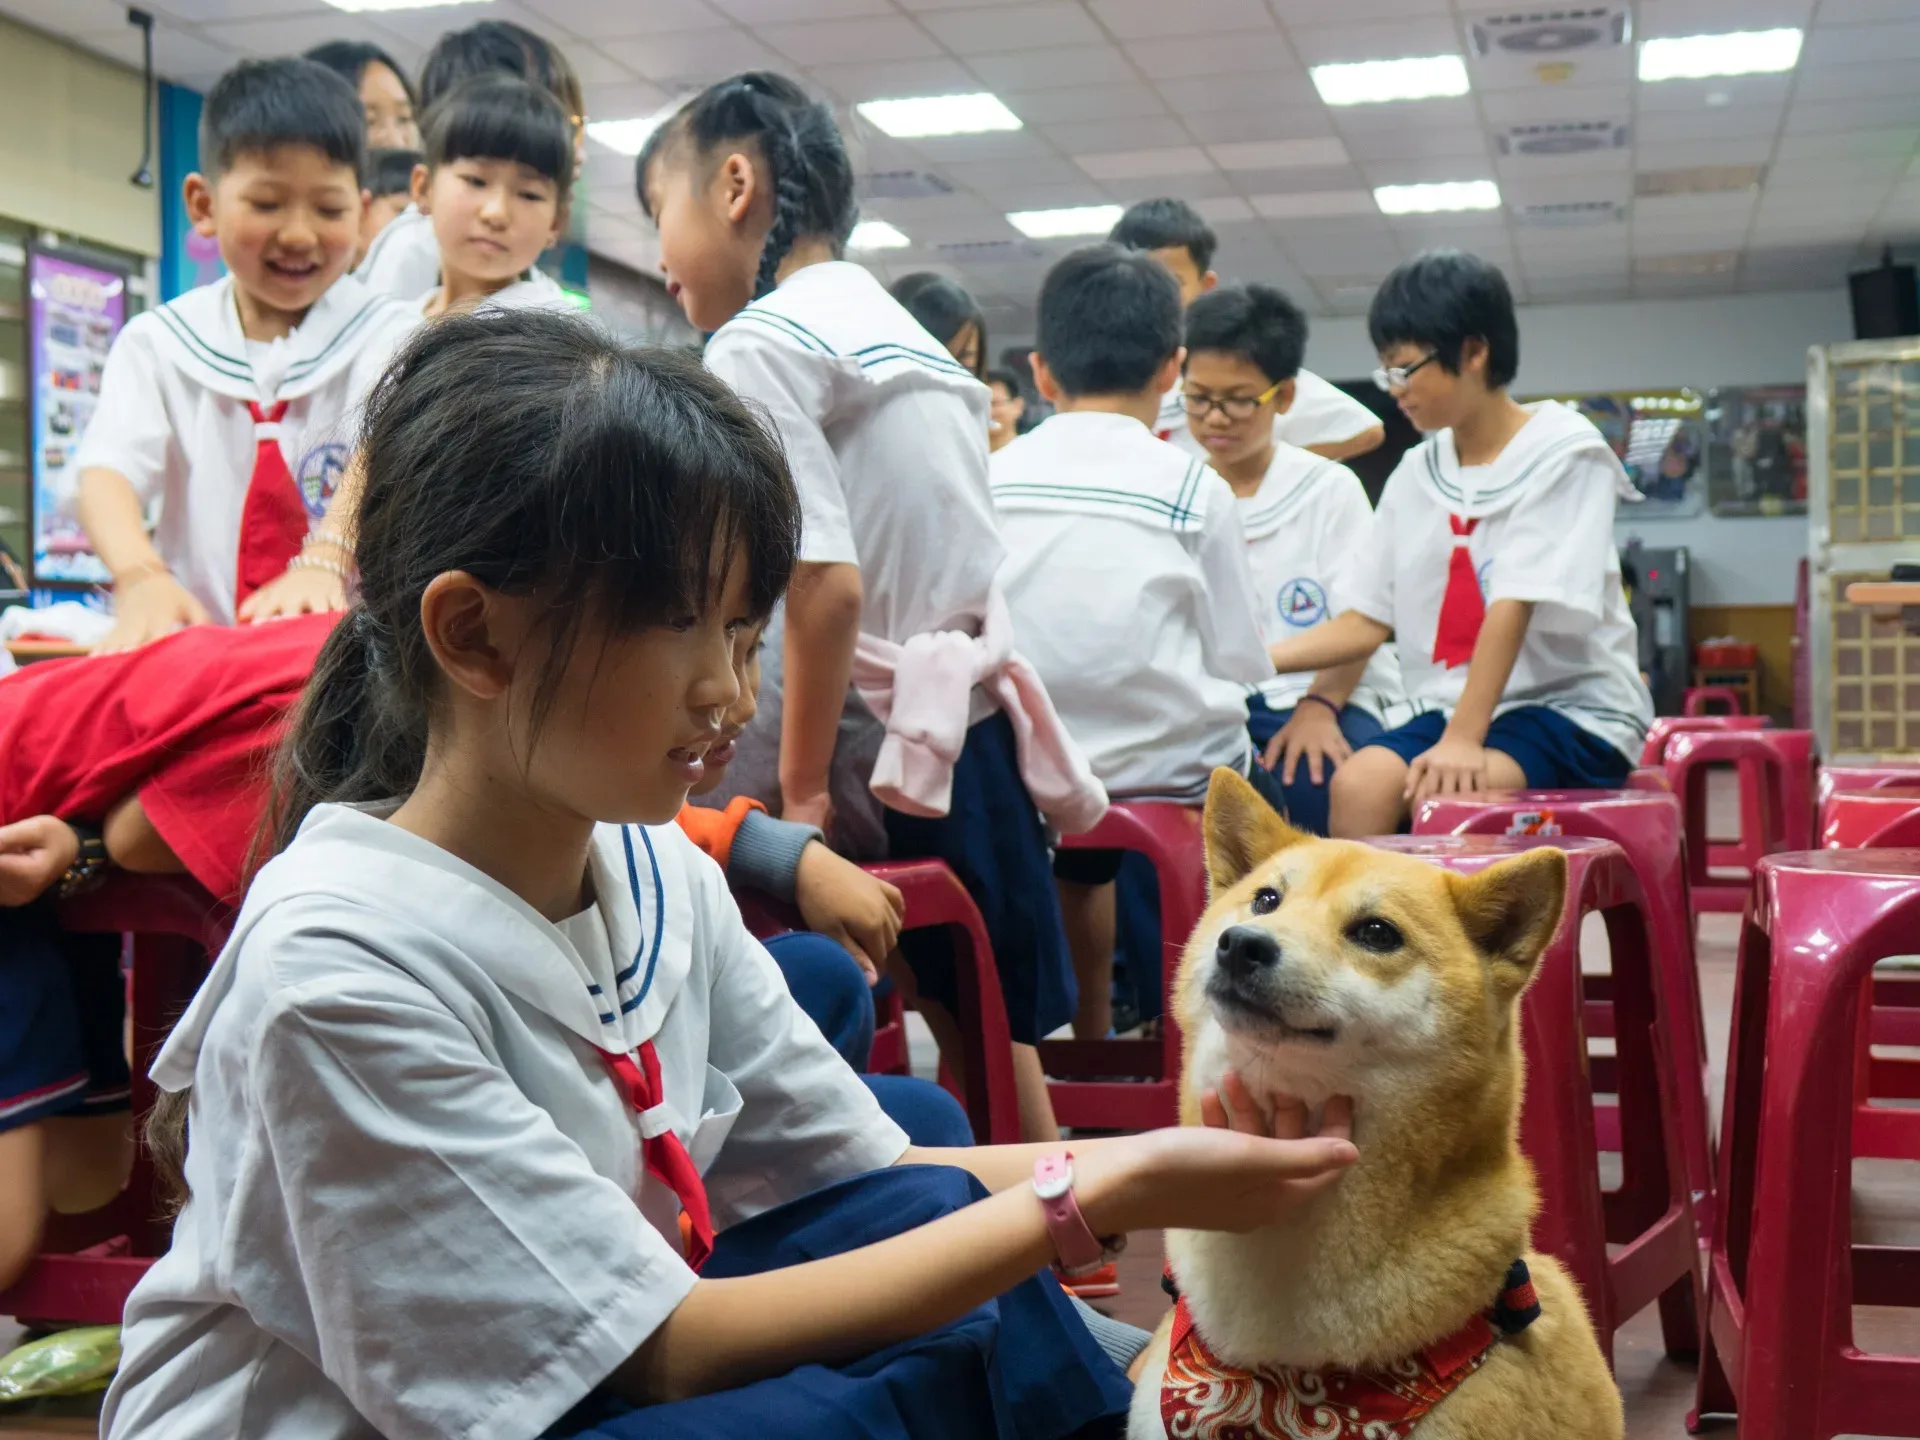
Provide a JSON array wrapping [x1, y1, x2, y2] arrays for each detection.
[[557, 1166, 1131, 1440], [883, 712, 1077, 1044]]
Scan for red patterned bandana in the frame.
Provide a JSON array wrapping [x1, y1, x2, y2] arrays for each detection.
[[1159, 1262, 1540, 1440]]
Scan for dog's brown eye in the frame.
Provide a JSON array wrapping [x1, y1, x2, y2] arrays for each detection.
[[1250, 887, 1281, 916], [1348, 917, 1403, 953]]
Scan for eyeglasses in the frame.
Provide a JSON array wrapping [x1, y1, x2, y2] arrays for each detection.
[[1372, 352, 1439, 393], [1183, 378, 1286, 420]]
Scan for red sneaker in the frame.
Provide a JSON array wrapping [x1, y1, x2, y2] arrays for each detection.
[[1054, 1260, 1120, 1300]]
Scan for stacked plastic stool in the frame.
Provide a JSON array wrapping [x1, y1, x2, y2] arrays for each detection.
[[1663, 729, 1816, 919]]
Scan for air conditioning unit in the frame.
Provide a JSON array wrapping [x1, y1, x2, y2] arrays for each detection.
[[1514, 199, 1627, 227], [858, 170, 954, 200], [1499, 120, 1629, 157], [1469, 6, 1630, 57]]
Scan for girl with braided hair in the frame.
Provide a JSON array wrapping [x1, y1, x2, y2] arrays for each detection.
[[642, 74, 1102, 1152]]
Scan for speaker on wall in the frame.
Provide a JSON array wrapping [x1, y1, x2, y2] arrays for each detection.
[[1850, 249, 1919, 340]]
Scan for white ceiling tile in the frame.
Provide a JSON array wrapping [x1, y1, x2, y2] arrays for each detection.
[[1495, 147, 1631, 181], [144, 0, 311, 21], [809, 56, 980, 101], [1499, 171, 1631, 206], [1074, 146, 1213, 179], [1524, 272, 1632, 299], [1634, 191, 1760, 223], [195, 13, 390, 58], [585, 81, 678, 121], [0, 0, 132, 31], [564, 50, 642, 88], [1469, 48, 1632, 92], [1769, 155, 1908, 189], [1182, 106, 1335, 143], [365, 0, 544, 46], [1285, 18, 1464, 66], [1633, 271, 1739, 297], [937, 155, 1086, 189], [1208, 138, 1350, 171], [710, 0, 892, 19], [1782, 96, 1920, 134], [1089, 0, 1275, 41], [1341, 127, 1488, 162], [1326, 96, 1477, 134], [1793, 59, 1920, 101], [524, 0, 729, 38], [1037, 115, 1191, 150], [906, 128, 1057, 160], [1279, 0, 1454, 19], [1635, 0, 1814, 39], [763, 17, 943, 66], [1234, 163, 1369, 194], [603, 27, 786, 82], [1636, 139, 1776, 171], [981, 178, 1112, 208], [1103, 170, 1239, 203], [1124, 31, 1298, 79], [998, 81, 1166, 123], [1475, 83, 1630, 125], [1803, 20, 1920, 67], [1154, 69, 1324, 113], [1817, 0, 1920, 20], [1635, 107, 1783, 144], [1633, 226, 1752, 257], [1636, 74, 1793, 113], [1192, 195, 1256, 224], [1250, 190, 1379, 220], [966, 45, 1136, 91], [918, 3, 1102, 54]]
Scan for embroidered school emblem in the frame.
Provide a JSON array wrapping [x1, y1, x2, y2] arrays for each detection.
[[296, 441, 349, 518], [1277, 578, 1327, 628], [1477, 558, 1494, 597]]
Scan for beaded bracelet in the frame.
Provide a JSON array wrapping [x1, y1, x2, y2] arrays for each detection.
[[1298, 693, 1344, 717], [302, 529, 355, 557], [289, 552, 352, 580]]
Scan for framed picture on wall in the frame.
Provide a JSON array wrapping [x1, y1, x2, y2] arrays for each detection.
[[1521, 388, 1708, 517], [1704, 384, 1807, 517]]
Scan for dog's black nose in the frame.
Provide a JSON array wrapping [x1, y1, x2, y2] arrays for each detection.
[[1217, 924, 1281, 982]]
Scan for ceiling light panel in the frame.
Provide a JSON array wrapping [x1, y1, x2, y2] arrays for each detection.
[[1374, 179, 1503, 214], [1309, 55, 1470, 106], [1006, 204, 1126, 238], [848, 220, 912, 250], [856, 93, 1023, 139], [1638, 29, 1803, 82]]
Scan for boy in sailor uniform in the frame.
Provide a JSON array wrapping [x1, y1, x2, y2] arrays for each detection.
[[75, 58, 415, 653], [1263, 250, 1652, 838]]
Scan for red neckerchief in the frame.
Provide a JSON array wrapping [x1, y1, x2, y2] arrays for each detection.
[[601, 1041, 715, 1270], [1159, 1261, 1540, 1439], [1431, 514, 1485, 669]]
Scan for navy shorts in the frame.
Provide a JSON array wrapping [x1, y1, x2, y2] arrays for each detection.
[[1, 902, 129, 1134], [1359, 705, 1633, 790], [883, 712, 1076, 1045], [1247, 696, 1388, 837]]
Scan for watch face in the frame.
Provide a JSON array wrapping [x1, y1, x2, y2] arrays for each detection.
[[1032, 1156, 1074, 1200]]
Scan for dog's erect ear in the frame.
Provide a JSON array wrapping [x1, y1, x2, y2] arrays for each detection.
[[1203, 767, 1309, 895], [1450, 848, 1568, 999]]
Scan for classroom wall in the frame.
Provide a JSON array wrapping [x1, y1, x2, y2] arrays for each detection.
[[0, 14, 159, 257]]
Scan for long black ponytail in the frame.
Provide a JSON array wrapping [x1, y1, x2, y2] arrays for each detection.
[[637, 72, 857, 299]]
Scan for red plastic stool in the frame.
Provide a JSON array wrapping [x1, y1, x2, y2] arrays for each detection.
[[1816, 760, 1920, 817], [1692, 852, 1920, 1438], [0, 875, 230, 1325], [1664, 729, 1816, 918], [735, 860, 1019, 1145], [1366, 834, 1702, 1367], [1684, 686, 1746, 717], [1413, 789, 1715, 1242], [1640, 713, 1768, 768], [1819, 783, 1920, 850], [1039, 803, 1206, 1132]]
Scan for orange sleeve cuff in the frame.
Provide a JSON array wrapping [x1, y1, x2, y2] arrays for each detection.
[[673, 794, 766, 870]]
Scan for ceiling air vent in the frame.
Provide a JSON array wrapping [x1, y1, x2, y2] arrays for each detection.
[[1515, 199, 1627, 227], [1469, 7, 1630, 56], [1635, 165, 1766, 197], [1499, 120, 1629, 157], [858, 170, 954, 201]]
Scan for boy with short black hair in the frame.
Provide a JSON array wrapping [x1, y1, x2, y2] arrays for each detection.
[[1183, 281, 1415, 836], [75, 57, 416, 652], [1266, 249, 1651, 837], [992, 243, 1277, 1040], [1109, 196, 1385, 461], [359, 145, 423, 266]]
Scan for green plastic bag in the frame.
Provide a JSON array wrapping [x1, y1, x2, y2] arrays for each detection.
[[0, 1326, 122, 1402]]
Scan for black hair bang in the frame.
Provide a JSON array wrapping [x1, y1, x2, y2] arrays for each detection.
[[200, 58, 365, 180], [424, 74, 573, 196]]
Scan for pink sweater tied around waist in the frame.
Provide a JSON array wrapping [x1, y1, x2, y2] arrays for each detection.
[[850, 587, 1109, 836]]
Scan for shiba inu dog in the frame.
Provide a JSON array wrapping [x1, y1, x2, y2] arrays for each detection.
[[1128, 769, 1623, 1440]]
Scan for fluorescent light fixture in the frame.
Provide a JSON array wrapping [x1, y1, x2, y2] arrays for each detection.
[[1639, 28, 1802, 81], [1373, 180, 1501, 214], [1006, 204, 1125, 238], [1310, 55, 1469, 106], [856, 93, 1021, 139], [848, 219, 911, 250], [587, 112, 676, 157], [323, 0, 478, 11]]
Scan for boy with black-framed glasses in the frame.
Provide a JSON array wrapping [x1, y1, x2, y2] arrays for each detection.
[[1263, 249, 1651, 837]]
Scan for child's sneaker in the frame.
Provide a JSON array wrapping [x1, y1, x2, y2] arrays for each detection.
[[1054, 1260, 1120, 1300]]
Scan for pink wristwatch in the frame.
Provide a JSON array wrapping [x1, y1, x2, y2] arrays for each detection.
[[1033, 1150, 1120, 1275]]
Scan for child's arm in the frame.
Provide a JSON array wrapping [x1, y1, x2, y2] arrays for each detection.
[[237, 455, 363, 622], [1263, 661, 1367, 782], [781, 561, 862, 830], [1267, 610, 1392, 675], [1404, 598, 1534, 804], [1303, 427, 1385, 463], [1192, 476, 1281, 686], [614, 1119, 1355, 1405], [79, 467, 210, 653]]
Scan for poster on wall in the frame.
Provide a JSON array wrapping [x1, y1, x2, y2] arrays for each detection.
[[27, 249, 127, 587], [1704, 384, 1807, 517], [1522, 388, 1707, 517]]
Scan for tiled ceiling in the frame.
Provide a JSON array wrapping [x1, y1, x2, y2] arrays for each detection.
[[7, 0, 1918, 333]]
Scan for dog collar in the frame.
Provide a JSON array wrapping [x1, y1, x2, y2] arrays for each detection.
[[1159, 1260, 1541, 1440]]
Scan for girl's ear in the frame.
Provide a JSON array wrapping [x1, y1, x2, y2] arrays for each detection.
[[418, 572, 518, 702], [410, 162, 432, 213], [715, 150, 761, 227]]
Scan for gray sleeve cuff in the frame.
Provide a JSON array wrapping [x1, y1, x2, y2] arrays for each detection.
[[727, 809, 823, 902]]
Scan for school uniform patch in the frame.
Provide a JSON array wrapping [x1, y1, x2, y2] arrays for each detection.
[[296, 442, 348, 517], [1277, 577, 1327, 627]]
